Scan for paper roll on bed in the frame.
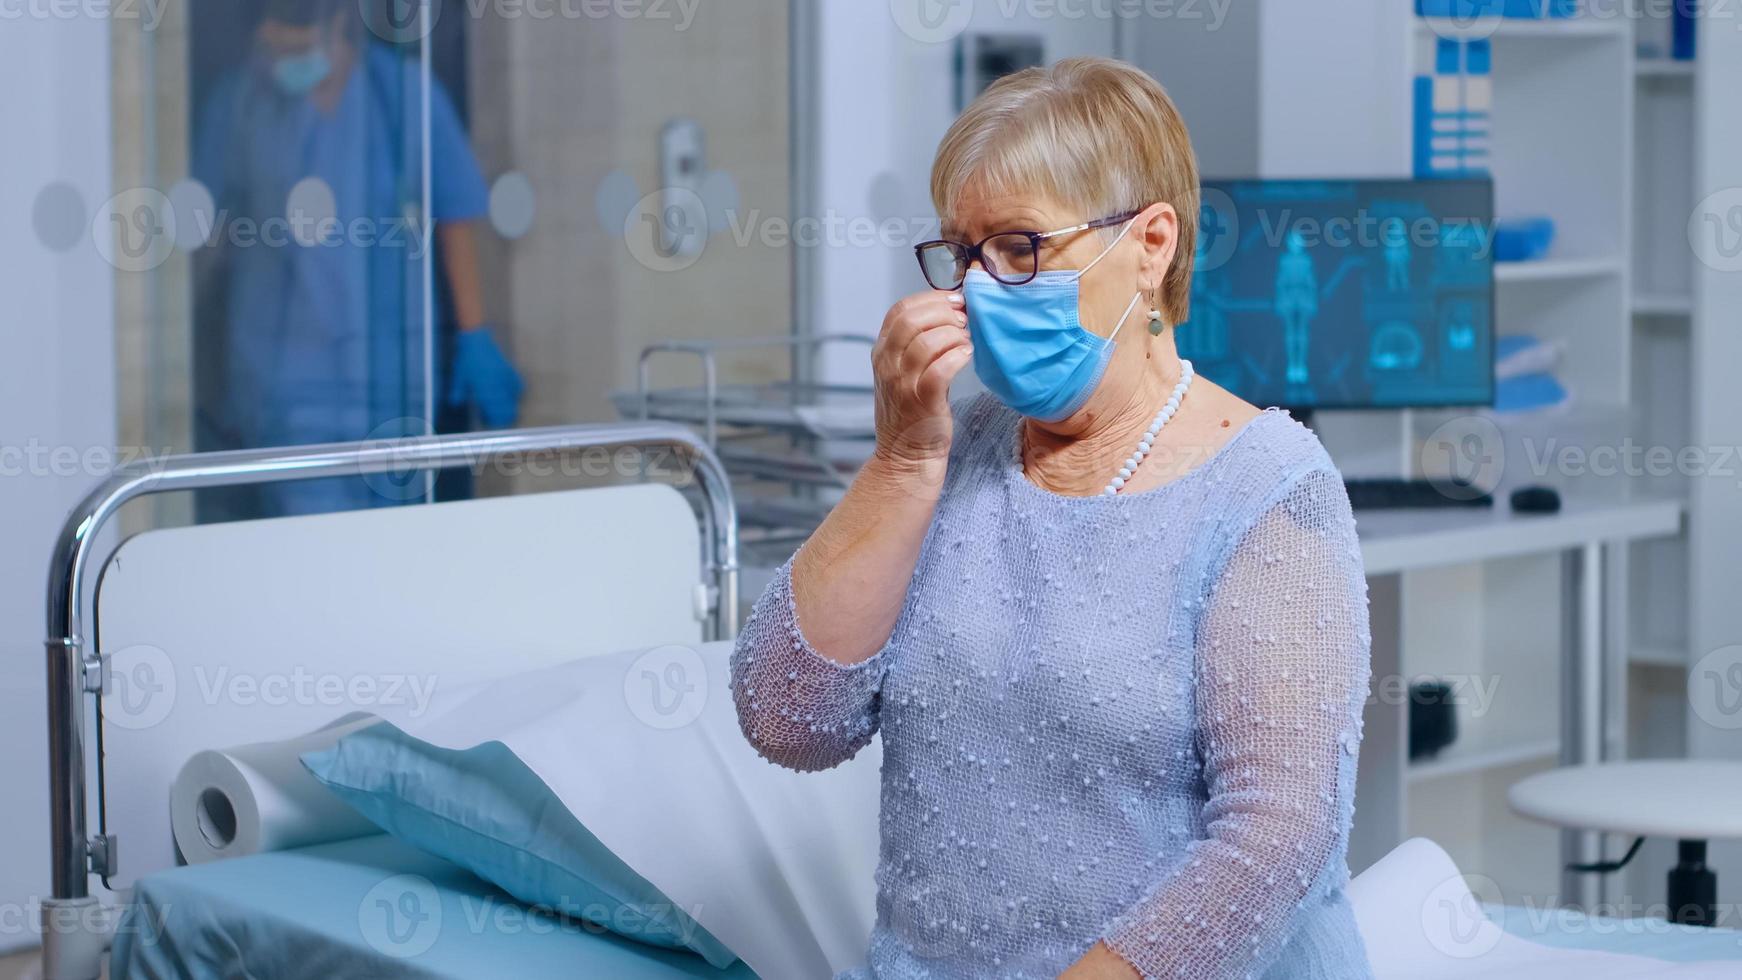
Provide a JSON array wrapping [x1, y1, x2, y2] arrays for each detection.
[[170, 712, 383, 863]]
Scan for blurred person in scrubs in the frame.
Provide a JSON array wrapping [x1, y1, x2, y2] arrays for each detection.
[[191, 0, 521, 518]]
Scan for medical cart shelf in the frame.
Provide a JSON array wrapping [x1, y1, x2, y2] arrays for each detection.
[[617, 334, 878, 574]]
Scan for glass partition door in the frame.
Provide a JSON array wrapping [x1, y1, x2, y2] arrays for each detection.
[[114, 0, 795, 520]]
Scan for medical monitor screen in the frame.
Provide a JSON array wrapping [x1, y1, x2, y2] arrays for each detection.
[[1177, 179, 1495, 410]]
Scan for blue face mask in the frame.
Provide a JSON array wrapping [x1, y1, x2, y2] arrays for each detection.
[[963, 218, 1144, 422], [272, 47, 333, 96]]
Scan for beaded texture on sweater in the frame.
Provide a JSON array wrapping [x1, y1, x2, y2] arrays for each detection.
[[731, 395, 1375, 980]]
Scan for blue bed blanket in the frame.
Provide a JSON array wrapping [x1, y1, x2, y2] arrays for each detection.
[[1493, 903, 1742, 963], [112, 835, 757, 979]]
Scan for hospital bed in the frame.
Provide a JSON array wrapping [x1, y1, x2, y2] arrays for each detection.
[[33, 423, 1742, 980], [37, 422, 740, 980]]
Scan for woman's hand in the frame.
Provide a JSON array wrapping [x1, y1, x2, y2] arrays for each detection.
[[1058, 942, 1142, 980], [775, 290, 971, 667], [870, 289, 973, 475]]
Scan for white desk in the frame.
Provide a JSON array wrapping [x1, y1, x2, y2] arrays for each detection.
[[1357, 496, 1684, 576], [1347, 491, 1686, 896]]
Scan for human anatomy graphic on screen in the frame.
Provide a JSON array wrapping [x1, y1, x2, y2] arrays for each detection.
[[1273, 229, 1319, 386]]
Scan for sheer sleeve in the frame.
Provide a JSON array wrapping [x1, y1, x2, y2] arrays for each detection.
[[729, 557, 888, 772], [1103, 468, 1371, 978]]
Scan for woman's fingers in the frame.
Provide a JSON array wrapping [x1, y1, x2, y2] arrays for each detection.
[[896, 319, 970, 382], [915, 344, 973, 412], [870, 291, 968, 464], [874, 291, 964, 372]]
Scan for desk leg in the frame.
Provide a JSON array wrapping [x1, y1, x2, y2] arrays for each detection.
[[1669, 840, 1718, 926], [1560, 543, 1605, 910]]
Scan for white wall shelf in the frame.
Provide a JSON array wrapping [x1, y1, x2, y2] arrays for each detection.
[[1630, 645, 1689, 669], [1636, 59, 1696, 78], [1495, 255, 1624, 284], [1408, 737, 1562, 784], [1633, 293, 1694, 317], [1415, 17, 1629, 41]]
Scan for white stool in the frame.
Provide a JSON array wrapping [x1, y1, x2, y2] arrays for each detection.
[[1509, 760, 1742, 926]]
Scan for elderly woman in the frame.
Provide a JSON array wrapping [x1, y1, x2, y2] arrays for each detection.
[[731, 58, 1373, 980]]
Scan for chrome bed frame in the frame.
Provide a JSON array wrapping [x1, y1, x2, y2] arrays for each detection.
[[38, 422, 738, 980]]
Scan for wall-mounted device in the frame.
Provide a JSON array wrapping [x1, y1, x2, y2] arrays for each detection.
[[658, 118, 709, 260]]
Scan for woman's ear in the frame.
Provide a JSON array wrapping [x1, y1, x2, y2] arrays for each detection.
[[1135, 202, 1179, 293]]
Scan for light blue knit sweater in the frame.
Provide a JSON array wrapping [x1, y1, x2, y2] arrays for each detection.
[[731, 395, 1374, 979]]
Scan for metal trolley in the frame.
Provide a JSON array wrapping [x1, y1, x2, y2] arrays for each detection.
[[38, 422, 739, 980], [614, 334, 877, 567]]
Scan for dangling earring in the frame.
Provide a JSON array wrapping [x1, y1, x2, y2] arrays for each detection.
[[1147, 285, 1165, 336]]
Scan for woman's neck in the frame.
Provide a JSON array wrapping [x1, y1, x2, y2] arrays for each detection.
[[1022, 344, 1183, 496]]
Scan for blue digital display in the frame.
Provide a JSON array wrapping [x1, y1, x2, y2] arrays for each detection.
[[1178, 179, 1495, 410]]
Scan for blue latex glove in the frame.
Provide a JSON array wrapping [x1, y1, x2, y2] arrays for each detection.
[[448, 327, 525, 429]]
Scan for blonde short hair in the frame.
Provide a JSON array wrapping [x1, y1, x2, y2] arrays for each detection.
[[930, 57, 1200, 325]]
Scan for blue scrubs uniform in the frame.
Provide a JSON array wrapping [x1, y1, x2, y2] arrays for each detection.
[[192, 45, 488, 517]]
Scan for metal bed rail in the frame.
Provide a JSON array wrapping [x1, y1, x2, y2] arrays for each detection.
[[39, 422, 738, 980]]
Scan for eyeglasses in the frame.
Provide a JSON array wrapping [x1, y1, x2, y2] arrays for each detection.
[[913, 210, 1141, 291]]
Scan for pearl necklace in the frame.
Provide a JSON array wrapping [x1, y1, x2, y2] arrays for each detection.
[[1104, 359, 1194, 495]]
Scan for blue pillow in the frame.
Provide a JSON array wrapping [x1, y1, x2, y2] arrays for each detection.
[[301, 723, 737, 968]]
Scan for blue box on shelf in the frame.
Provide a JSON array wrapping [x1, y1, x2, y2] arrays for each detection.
[[1494, 217, 1556, 263], [1673, 0, 1698, 60]]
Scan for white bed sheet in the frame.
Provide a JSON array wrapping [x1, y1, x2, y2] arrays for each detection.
[[1348, 838, 1742, 979], [388, 640, 882, 980]]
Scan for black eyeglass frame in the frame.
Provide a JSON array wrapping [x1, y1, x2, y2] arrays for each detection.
[[913, 209, 1143, 290]]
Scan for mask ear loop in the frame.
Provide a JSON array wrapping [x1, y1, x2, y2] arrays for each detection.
[[1077, 214, 1146, 342], [1071, 214, 1142, 282], [1105, 292, 1146, 342]]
